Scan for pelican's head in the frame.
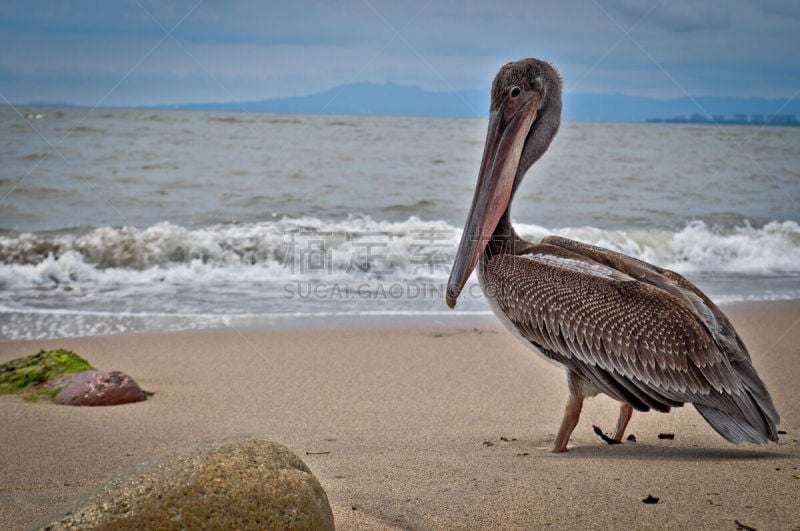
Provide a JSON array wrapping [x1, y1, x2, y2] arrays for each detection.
[[446, 58, 562, 309]]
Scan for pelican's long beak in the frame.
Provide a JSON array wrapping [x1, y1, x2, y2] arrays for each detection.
[[446, 91, 539, 309]]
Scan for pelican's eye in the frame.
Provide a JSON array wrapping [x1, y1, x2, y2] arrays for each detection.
[[509, 86, 521, 99]]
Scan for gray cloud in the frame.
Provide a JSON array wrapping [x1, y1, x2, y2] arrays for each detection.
[[757, 0, 800, 19], [602, 0, 731, 32], [0, 0, 797, 105]]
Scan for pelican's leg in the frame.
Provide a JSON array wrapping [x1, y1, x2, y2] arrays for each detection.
[[552, 392, 583, 453], [613, 403, 633, 441]]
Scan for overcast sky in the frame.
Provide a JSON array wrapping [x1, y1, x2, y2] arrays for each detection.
[[1, 0, 799, 106]]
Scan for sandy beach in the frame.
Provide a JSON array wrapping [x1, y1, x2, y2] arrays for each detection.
[[1, 300, 799, 529]]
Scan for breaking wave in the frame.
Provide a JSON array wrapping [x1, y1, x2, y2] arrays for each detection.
[[1, 217, 799, 287], [2, 216, 798, 341], [516, 219, 800, 276], [2, 217, 800, 288]]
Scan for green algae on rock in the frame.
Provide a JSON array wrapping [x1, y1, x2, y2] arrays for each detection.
[[0, 349, 95, 399], [41, 438, 335, 530]]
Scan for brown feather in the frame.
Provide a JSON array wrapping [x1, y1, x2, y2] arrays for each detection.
[[539, 236, 780, 429], [482, 245, 765, 417]]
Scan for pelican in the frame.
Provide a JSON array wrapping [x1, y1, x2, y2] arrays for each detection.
[[446, 58, 780, 452]]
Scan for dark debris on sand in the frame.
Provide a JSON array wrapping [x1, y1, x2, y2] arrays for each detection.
[[592, 425, 621, 445]]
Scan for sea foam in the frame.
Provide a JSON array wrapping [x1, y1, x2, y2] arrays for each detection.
[[2, 217, 799, 289], [2, 216, 798, 341]]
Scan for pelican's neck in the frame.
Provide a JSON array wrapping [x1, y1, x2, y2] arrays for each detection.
[[486, 209, 527, 258], [487, 93, 561, 258]]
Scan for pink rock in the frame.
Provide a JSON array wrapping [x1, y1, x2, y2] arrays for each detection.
[[54, 370, 145, 406]]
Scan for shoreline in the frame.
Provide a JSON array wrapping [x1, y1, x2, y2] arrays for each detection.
[[2, 296, 799, 344], [1, 299, 799, 529]]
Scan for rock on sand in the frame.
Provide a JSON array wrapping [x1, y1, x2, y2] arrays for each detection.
[[54, 370, 145, 406], [41, 438, 334, 530]]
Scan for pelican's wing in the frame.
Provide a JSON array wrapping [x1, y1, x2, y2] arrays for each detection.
[[541, 236, 780, 429], [484, 242, 779, 443]]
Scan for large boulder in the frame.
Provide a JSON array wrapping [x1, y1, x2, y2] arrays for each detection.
[[54, 370, 145, 406], [41, 438, 335, 530]]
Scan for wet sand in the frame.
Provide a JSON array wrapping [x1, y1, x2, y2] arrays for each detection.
[[1, 300, 799, 529]]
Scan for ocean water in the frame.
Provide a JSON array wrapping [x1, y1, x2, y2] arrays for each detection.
[[1, 106, 799, 340]]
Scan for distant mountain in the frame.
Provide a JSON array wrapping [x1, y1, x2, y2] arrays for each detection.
[[25, 101, 76, 108], [159, 82, 489, 118], [155, 82, 800, 122]]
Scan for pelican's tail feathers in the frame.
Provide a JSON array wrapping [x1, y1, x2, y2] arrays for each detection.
[[694, 397, 779, 445]]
